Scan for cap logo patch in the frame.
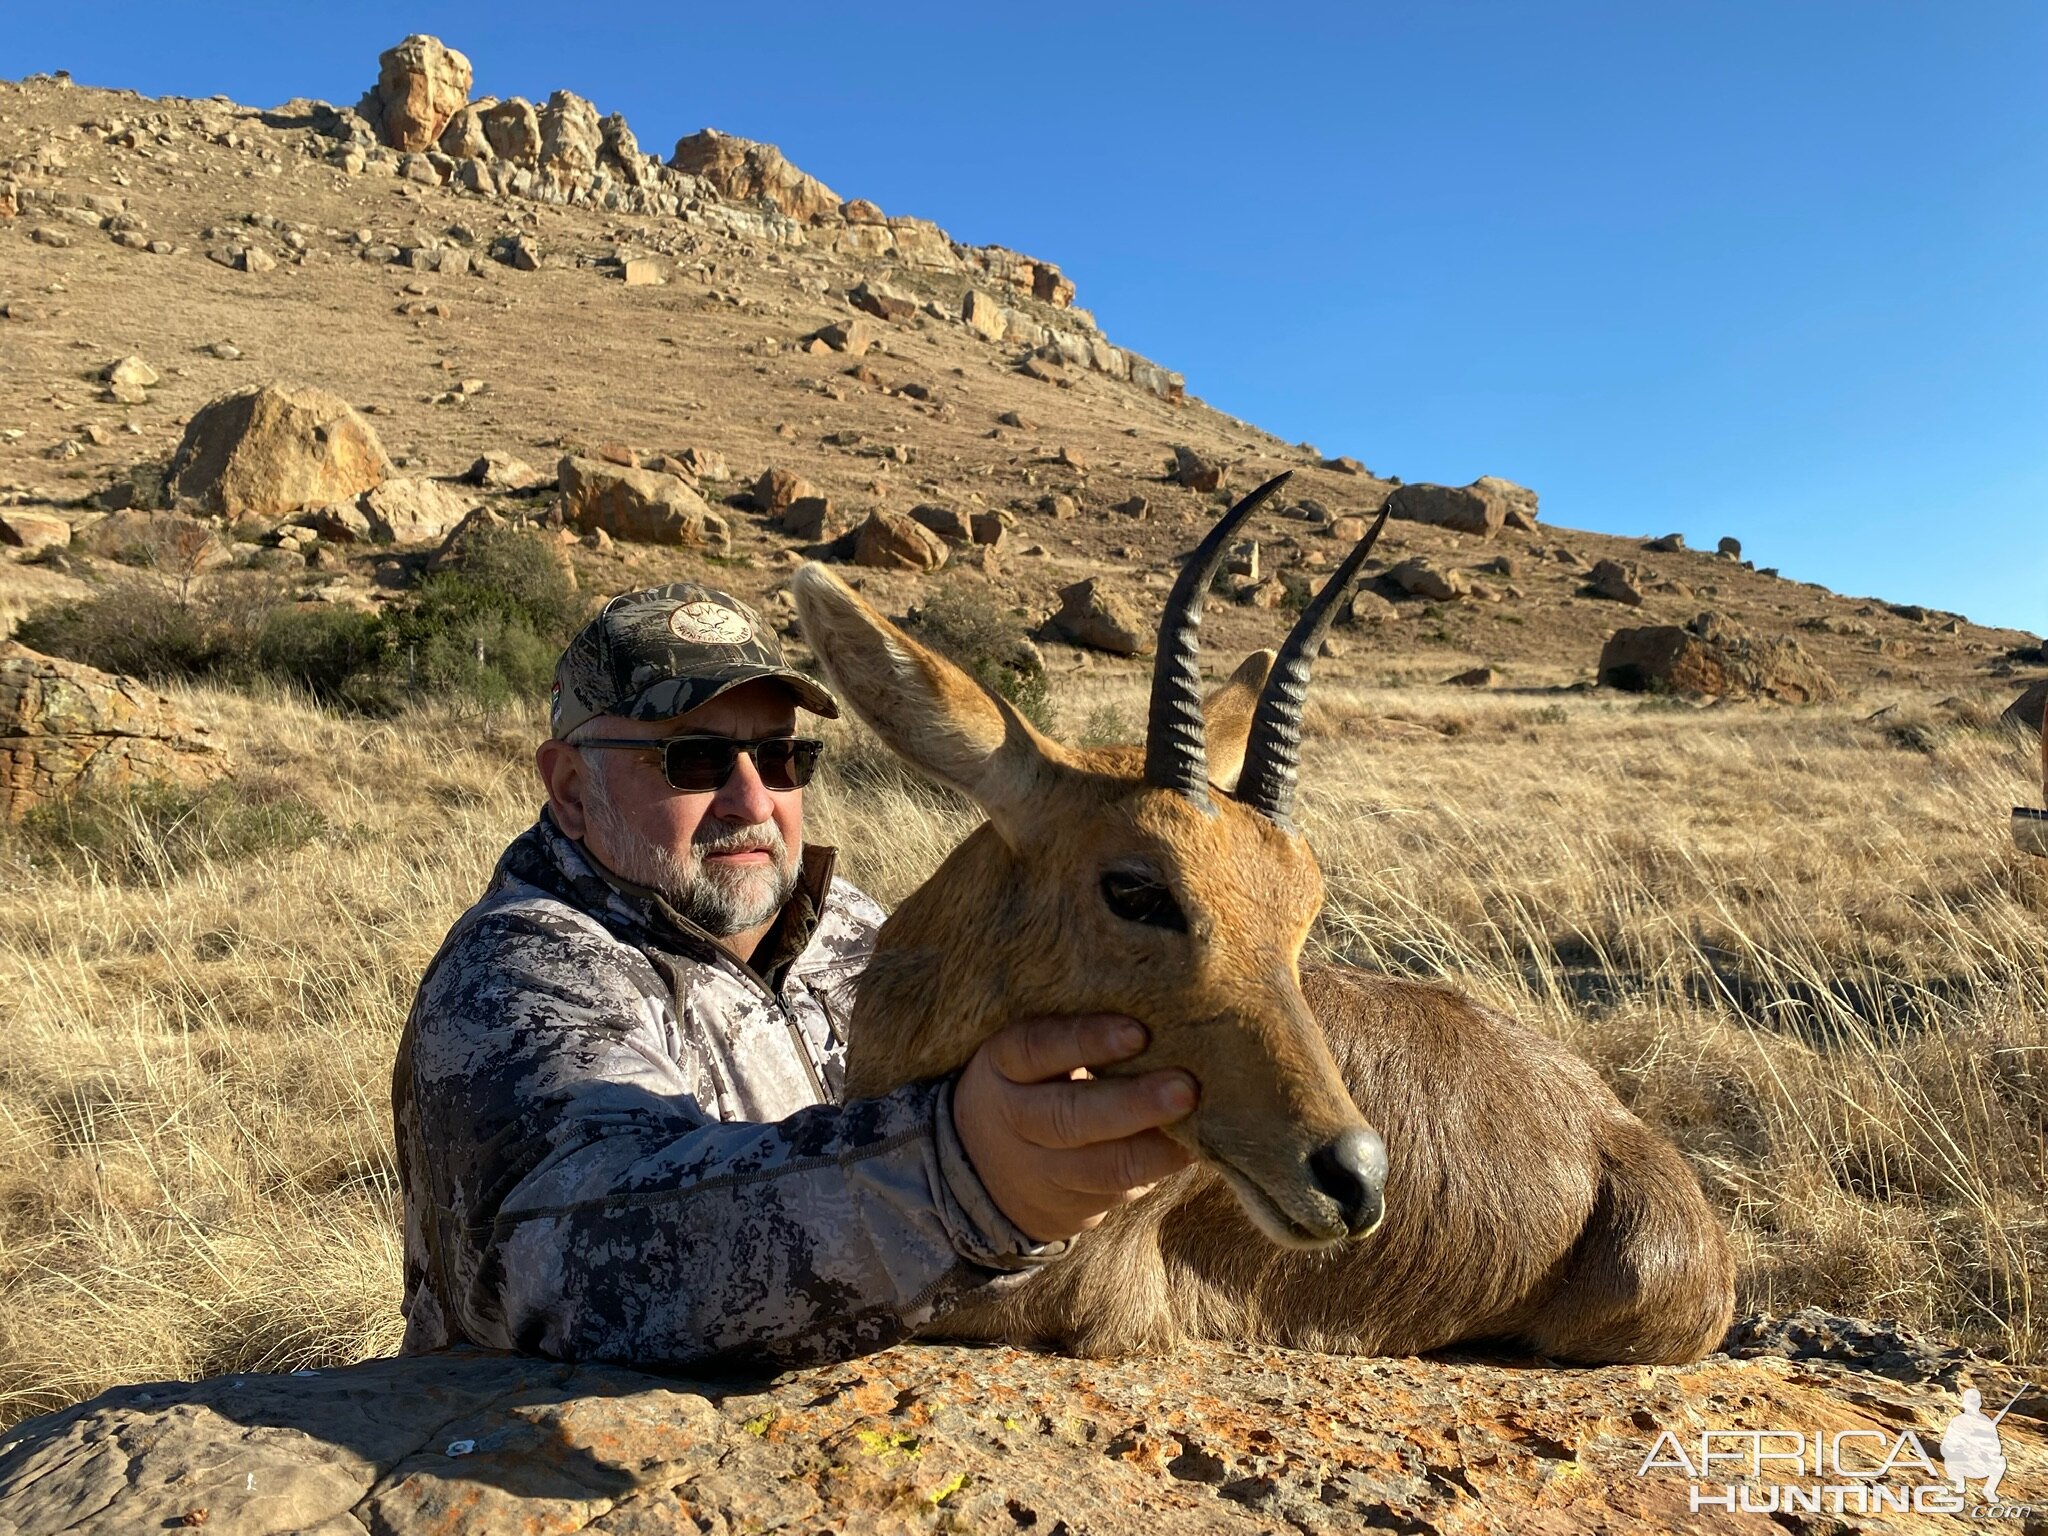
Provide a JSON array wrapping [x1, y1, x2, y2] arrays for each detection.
[[668, 600, 753, 646]]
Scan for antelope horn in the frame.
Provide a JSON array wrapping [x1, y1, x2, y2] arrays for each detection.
[[1144, 473, 1294, 803], [1236, 502, 1393, 828]]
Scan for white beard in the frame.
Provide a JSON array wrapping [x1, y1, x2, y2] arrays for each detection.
[[583, 767, 800, 937]]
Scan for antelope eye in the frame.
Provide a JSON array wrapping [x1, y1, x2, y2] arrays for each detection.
[[1100, 870, 1188, 932]]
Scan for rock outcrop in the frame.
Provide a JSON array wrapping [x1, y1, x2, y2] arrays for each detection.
[[0, 1320, 2037, 1535], [165, 384, 392, 521], [1053, 578, 1150, 654], [1599, 613, 1839, 703], [669, 127, 840, 221], [1385, 479, 1527, 539], [0, 645, 224, 819], [359, 35, 474, 153]]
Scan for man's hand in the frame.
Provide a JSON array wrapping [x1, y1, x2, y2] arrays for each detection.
[[951, 1014, 1198, 1244]]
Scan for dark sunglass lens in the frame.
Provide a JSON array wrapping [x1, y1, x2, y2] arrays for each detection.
[[755, 740, 822, 789], [661, 738, 740, 791]]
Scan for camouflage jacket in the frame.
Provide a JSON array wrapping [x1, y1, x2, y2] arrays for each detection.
[[393, 809, 1055, 1372]]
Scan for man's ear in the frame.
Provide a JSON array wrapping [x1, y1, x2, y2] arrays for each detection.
[[1201, 651, 1273, 794], [792, 564, 1064, 841], [535, 737, 590, 839]]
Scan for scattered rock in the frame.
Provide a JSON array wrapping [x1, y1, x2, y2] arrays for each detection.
[[1039, 493, 1078, 520], [1114, 495, 1150, 521], [780, 496, 841, 542], [360, 34, 474, 153], [1472, 475, 1540, 531], [1056, 445, 1088, 473], [0, 644, 224, 819], [1343, 589, 1401, 624], [496, 232, 541, 271], [852, 507, 947, 570], [1599, 612, 1838, 702], [847, 281, 915, 323], [1388, 557, 1470, 601], [1053, 577, 1151, 655], [360, 476, 475, 544], [1445, 666, 1496, 688], [1169, 446, 1227, 493], [998, 411, 1036, 431], [813, 318, 877, 354], [752, 468, 820, 515], [558, 455, 728, 548], [1387, 481, 1510, 539], [1587, 558, 1646, 606], [969, 512, 1004, 547], [165, 383, 392, 521], [908, 504, 972, 543], [0, 512, 70, 558], [101, 355, 158, 391], [1321, 455, 1368, 475], [463, 451, 546, 492], [621, 257, 664, 286], [1644, 532, 1686, 553]]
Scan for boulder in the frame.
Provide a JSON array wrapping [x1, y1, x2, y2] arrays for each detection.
[[848, 281, 916, 323], [436, 98, 495, 160], [1445, 666, 1496, 688], [909, 504, 972, 543], [752, 468, 820, 515], [359, 34, 473, 153], [0, 511, 70, 557], [962, 289, 1005, 342], [1473, 475, 1539, 531], [669, 128, 841, 220], [621, 257, 665, 287], [1387, 481, 1507, 538], [463, 451, 546, 492], [558, 456, 729, 549], [1718, 536, 1742, 559], [1587, 558, 1646, 606], [1599, 613, 1838, 703], [780, 496, 842, 542], [678, 447, 728, 482], [2002, 680, 2048, 733], [1053, 577, 1151, 655], [1321, 455, 1368, 475], [1388, 557, 1470, 601], [481, 97, 541, 164], [1170, 446, 1227, 493], [0, 644, 224, 819], [360, 477, 475, 544], [1644, 532, 1686, 553], [969, 512, 1005, 547], [1344, 589, 1401, 624], [852, 508, 947, 571], [165, 383, 392, 521], [814, 318, 878, 355], [102, 355, 157, 391], [294, 501, 374, 544], [537, 90, 603, 181]]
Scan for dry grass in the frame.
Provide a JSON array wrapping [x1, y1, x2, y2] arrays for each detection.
[[1, 674, 2043, 1428]]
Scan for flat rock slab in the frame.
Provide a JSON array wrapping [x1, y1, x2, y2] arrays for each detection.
[[2, 1331, 2040, 1535]]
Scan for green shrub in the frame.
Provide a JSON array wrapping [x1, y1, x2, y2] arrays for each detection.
[[12, 782, 326, 885], [902, 584, 1054, 735], [16, 585, 230, 681], [383, 526, 583, 710]]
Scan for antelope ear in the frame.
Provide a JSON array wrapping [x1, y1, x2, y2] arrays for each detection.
[[1202, 651, 1274, 794], [792, 564, 1060, 839]]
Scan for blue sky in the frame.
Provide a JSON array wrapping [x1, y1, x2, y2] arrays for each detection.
[[12, 4, 2046, 631]]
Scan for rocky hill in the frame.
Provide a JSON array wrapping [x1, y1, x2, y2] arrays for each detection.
[[2, 37, 2040, 705]]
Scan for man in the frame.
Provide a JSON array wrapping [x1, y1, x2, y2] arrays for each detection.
[[393, 582, 1197, 1370]]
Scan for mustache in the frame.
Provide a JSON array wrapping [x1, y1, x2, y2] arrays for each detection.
[[693, 820, 786, 857]]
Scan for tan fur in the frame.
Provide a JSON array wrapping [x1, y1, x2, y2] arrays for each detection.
[[793, 564, 1735, 1364]]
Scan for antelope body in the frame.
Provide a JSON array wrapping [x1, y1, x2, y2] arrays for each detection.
[[793, 478, 1735, 1365]]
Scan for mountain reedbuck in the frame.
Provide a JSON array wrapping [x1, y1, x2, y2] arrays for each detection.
[[792, 475, 1735, 1364]]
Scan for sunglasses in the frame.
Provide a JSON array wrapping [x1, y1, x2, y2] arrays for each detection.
[[573, 733, 825, 792]]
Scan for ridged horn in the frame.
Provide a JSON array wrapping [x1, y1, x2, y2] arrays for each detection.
[[1143, 473, 1294, 802], [1236, 503, 1393, 828]]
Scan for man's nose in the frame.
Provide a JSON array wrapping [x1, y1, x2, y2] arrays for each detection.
[[710, 746, 778, 823]]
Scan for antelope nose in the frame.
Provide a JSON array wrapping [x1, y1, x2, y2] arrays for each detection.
[[1309, 1128, 1388, 1237]]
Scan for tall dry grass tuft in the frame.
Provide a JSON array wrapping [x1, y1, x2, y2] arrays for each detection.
[[0, 671, 2043, 1428]]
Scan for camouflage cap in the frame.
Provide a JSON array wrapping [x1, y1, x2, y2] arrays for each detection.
[[550, 582, 837, 739]]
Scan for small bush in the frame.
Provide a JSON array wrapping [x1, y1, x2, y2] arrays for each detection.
[[383, 526, 583, 710], [903, 584, 1055, 735], [12, 782, 326, 885], [1079, 703, 1136, 747]]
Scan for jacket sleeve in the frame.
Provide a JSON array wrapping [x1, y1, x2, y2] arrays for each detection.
[[399, 907, 1057, 1371]]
